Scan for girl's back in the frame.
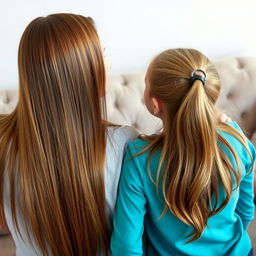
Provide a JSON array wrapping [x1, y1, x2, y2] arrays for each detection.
[[111, 48, 255, 256], [111, 122, 255, 256]]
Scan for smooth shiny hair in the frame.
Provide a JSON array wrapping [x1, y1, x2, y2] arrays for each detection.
[[0, 13, 108, 255], [142, 48, 251, 242]]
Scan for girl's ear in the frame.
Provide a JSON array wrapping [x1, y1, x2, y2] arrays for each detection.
[[152, 97, 163, 115]]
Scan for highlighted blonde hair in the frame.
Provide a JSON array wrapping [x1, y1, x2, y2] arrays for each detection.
[[0, 14, 108, 255], [143, 48, 251, 242]]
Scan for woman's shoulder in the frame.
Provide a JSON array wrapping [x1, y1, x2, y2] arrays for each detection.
[[106, 126, 140, 154], [107, 125, 139, 143]]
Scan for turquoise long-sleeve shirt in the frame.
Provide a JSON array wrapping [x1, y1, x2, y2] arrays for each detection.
[[111, 122, 255, 256]]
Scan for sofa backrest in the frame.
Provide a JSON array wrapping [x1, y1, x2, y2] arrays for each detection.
[[215, 57, 256, 142], [1, 57, 256, 144]]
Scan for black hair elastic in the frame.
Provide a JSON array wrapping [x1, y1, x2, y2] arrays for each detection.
[[190, 69, 207, 86]]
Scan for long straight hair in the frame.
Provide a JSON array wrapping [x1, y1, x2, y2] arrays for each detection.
[[0, 13, 109, 255], [143, 48, 252, 242]]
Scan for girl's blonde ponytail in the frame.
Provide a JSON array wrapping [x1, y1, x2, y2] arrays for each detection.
[[144, 48, 250, 242]]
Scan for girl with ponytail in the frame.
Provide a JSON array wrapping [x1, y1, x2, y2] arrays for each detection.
[[111, 48, 255, 256], [0, 13, 138, 256]]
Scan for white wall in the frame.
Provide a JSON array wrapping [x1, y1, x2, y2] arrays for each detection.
[[1, 0, 256, 89]]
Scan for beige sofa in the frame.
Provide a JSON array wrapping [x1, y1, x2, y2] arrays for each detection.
[[0, 57, 255, 250]]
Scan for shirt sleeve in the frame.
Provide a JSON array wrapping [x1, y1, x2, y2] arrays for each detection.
[[235, 138, 255, 230], [230, 122, 256, 230], [111, 143, 146, 256]]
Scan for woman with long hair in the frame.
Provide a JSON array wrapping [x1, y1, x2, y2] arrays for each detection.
[[111, 48, 255, 256], [0, 13, 138, 256]]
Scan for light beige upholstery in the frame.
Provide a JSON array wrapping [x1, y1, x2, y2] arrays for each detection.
[[0, 90, 18, 114], [106, 72, 162, 134], [215, 57, 256, 144]]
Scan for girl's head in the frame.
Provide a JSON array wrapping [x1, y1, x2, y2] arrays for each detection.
[[0, 13, 109, 255], [142, 48, 248, 242], [144, 48, 220, 123]]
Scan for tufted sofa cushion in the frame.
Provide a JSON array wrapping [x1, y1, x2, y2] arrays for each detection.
[[106, 72, 162, 134], [215, 57, 256, 144], [0, 90, 18, 114], [1, 57, 256, 144]]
